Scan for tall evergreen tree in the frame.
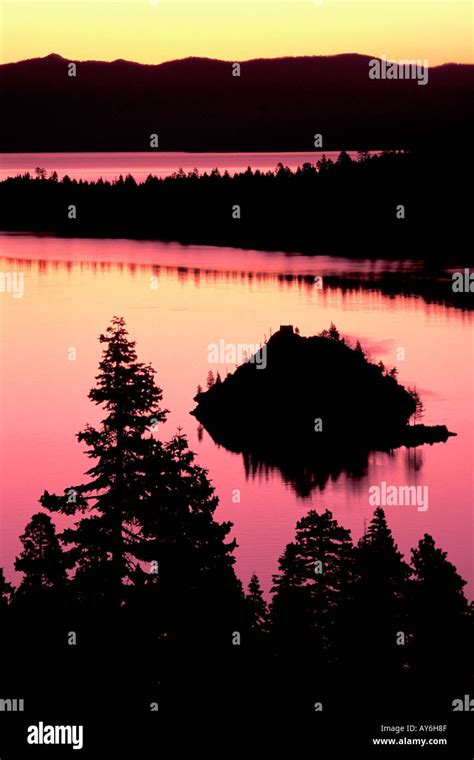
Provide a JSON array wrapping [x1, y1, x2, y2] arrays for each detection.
[[336, 150, 353, 169], [134, 429, 244, 648], [352, 508, 411, 670], [40, 318, 244, 654], [246, 573, 269, 633], [410, 533, 471, 671], [14, 513, 68, 607], [41, 316, 168, 607], [270, 509, 355, 667]]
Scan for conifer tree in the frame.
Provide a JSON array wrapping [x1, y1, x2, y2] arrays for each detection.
[[336, 150, 353, 168], [271, 509, 355, 667], [40, 318, 244, 645], [352, 508, 411, 669], [410, 533, 470, 671], [41, 316, 168, 607], [135, 429, 244, 644], [14, 513, 68, 607], [246, 573, 269, 632]]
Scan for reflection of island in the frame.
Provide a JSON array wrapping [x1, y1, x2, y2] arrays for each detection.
[[191, 325, 455, 497]]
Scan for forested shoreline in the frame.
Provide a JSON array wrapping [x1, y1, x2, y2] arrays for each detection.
[[0, 151, 471, 259]]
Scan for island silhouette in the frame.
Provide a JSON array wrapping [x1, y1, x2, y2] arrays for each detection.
[[192, 324, 455, 496]]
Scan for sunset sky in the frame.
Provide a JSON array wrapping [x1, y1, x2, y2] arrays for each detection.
[[0, 0, 472, 66]]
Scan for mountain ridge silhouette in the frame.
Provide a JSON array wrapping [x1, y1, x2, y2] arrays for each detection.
[[1, 53, 472, 151]]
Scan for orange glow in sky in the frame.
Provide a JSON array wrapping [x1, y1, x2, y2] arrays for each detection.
[[0, 0, 472, 66]]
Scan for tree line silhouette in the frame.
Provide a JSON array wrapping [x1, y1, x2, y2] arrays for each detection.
[[0, 318, 472, 674], [0, 151, 470, 260]]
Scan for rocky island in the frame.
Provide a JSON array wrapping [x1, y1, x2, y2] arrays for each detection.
[[191, 325, 455, 495]]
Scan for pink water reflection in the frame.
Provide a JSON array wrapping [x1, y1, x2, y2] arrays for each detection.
[[0, 234, 472, 600]]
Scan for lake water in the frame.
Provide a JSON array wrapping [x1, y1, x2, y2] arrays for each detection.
[[0, 151, 369, 182], [0, 233, 472, 600]]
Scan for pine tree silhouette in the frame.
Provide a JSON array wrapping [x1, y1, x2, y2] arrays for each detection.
[[133, 428, 244, 651], [271, 509, 355, 668], [38, 318, 244, 661], [336, 150, 353, 169], [410, 533, 471, 671], [352, 507, 410, 670], [14, 513, 69, 609], [41, 316, 168, 608], [246, 573, 269, 633]]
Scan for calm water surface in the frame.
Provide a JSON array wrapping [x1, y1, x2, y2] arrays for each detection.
[[0, 234, 472, 598]]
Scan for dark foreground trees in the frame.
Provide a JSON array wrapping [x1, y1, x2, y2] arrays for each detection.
[[1, 318, 472, 673], [35, 317, 244, 664], [270, 507, 472, 673], [410, 533, 472, 671], [41, 316, 168, 609], [271, 510, 355, 668], [13, 513, 69, 611], [351, 508, 411, 670]]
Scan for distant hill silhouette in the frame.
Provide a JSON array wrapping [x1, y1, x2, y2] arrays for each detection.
[[0, 53, 472, 151]]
